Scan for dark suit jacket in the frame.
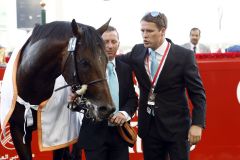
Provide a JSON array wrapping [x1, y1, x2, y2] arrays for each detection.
[[78, 57, 138, 149], [120, 38, 206, 141]]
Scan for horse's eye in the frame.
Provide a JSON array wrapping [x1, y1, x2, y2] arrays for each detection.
[[79, 59, 90, 68]]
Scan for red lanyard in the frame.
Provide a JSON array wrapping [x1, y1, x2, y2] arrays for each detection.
[[147, 42, 171, 87]]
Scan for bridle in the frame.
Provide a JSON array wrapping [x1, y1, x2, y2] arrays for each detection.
[[55, 36, 106, 118]]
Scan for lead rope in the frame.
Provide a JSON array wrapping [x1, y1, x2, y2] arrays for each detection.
[[23, 107, 31, 144]]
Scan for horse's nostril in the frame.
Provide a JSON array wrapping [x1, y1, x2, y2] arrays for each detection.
[[98, 105, 115, 119], [111, 107, 116, 114], [98, 106, 108, 113]]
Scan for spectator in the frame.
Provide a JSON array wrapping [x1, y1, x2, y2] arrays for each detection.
[[182, 28, 211, 53], [225, 44, 240, 52], [77, 26, 138, 160], [0, 45, 6, 64]]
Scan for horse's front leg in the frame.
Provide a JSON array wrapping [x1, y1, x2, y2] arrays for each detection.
[[9, 102, 37, 160]]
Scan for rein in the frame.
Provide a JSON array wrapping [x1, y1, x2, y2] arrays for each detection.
[[54, 79, 106, 92]]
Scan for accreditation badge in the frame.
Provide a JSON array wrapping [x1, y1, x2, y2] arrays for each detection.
[[147, 92, 156, 106]]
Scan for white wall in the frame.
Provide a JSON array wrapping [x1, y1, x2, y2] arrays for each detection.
[[45, 0, 240, 52], [0, 0, 27, 51], [1, 0, 240, 52]]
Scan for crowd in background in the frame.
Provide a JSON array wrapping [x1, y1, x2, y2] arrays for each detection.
[[1, 27, 240, 66], [0, 45, 12, 65], [1, 24, 240, 66]]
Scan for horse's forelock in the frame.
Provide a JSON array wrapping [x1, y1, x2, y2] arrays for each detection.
[[79, 25, 105, 54]]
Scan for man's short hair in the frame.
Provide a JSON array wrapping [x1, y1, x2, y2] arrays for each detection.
[[141, 11, 167, 30], [190, 27, 201, 36], [106, 25, 119, 39]]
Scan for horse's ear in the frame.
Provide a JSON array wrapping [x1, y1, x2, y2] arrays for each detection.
[[71, 19, 83, 37], [97, 18, 111, 35]]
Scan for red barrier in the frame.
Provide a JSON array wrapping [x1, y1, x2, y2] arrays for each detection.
[[190, 53, 240, 160], [1, 53, 240, 159], [0, 66, 5, 80]]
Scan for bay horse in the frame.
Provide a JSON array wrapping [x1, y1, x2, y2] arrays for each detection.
[[8, 19, 114, 160]]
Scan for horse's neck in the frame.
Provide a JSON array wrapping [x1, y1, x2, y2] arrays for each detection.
[[17, 39, 67, 104]]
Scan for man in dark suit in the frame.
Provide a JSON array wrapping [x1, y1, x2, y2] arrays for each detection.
[[78, 26, 138, 160], [182, 28, 211, 53], [120, 11, 206, 160]]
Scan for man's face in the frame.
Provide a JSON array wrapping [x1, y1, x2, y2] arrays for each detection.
[[190, 30, 200, 45], [102, 31, 119, 61], [140, 21, 165, 50]]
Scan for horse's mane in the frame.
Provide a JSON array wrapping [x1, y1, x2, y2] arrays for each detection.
[[30, 21, 105, 54], [30, 21, 72, 44]]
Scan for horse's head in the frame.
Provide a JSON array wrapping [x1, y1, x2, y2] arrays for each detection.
[[61, 19, 115, 121]]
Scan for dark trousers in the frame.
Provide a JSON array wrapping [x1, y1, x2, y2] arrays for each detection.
[[52, 144, 82, 160], [142, 117, 190, 160], [53, 147, 71, 160], [84, 127, 129, 160]]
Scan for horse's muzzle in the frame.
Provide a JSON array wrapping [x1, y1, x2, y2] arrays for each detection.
[[98, 105, 115, 120]]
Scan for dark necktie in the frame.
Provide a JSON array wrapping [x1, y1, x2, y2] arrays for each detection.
[[193, 46, 196, 53]]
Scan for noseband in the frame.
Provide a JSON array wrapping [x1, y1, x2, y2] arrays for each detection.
[[55, 36, 106, 118]]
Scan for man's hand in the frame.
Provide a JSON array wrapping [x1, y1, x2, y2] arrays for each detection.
[[188, 125, 203, 145], [109, 112, 127, 126], [67, 91, 77, 103]]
